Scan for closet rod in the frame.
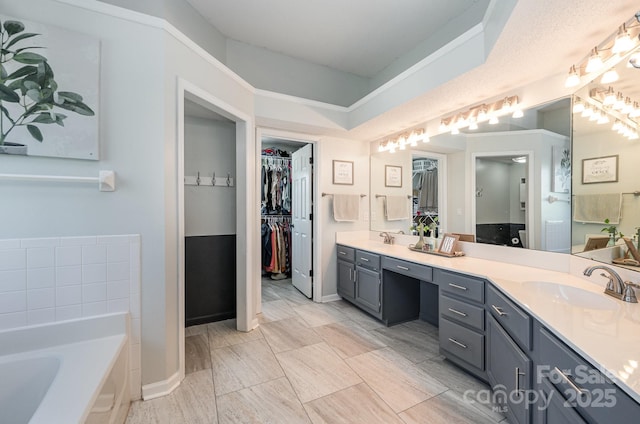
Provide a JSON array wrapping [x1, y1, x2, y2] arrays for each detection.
[[375, 194, 412, 199], [322, 193, 366, 197]]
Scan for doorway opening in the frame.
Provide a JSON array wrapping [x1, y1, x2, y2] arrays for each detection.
[[259, 132, 315, 309]]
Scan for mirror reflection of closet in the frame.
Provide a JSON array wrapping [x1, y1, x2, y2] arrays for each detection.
[[412, 155, 441, 235]]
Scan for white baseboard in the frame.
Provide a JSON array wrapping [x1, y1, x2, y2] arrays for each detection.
[[321, 294, 342, 303], [141, 371, 181, 400]]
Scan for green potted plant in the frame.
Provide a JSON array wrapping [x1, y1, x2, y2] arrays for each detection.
[[601, 218, 623, 246], [0, 19, 94, 155]]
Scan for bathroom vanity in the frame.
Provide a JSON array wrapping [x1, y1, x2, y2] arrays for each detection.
[[336, 239, 640, 424]]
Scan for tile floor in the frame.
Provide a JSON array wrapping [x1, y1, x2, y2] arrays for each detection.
[[126, 277, 509, 424]]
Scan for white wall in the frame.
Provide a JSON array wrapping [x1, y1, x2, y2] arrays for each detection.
[[369, 148, 412, 232], [184, 116, 236, 236], [446, 151, 467, 233], [319, 137, 370, 298]]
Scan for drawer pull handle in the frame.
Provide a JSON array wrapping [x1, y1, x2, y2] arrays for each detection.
[[448, 338, 467, 349], [448, 308, 467, 317], [515, 367, 526, 394], [339, 251, 347, 255], [396, 265, 410, 271], [448, 283, 467, 291], [491, 305, 508, 316], [554, 367, 588, 397], [360, 257, 370, 262]]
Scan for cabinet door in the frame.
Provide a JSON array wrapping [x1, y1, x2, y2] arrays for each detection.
[[487, 314, 532, 424], [355, 266, 381, 317], [535, 376, 586, 424], [337, 259, 355, 301]]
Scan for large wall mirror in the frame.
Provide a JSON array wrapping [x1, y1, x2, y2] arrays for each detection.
[[571, 45, 640, 271], [370, 98, 572, 254]]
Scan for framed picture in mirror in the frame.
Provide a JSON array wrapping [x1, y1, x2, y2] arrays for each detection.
[[584, 236, 609, 251], [385, 165, 402, 187], [582, 155, 618, 184], [624, 237, 640, 263]]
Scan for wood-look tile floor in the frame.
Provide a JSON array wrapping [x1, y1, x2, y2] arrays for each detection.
[[126, 277, 510, 424]]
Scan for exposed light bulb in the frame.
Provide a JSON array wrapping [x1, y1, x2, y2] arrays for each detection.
[[612, 120, 622, 131], [622, 98, 634, 114], [422, 134, 430, 143], [613, 25, 633, 54], [477, 106, 488, 121], [378, 143, 385, 152], [565, 65, 580, 88], [597, 114, 610, 124], [439, 120, 448, 132], [489, 116, 499, 125], [501, 97, 512, 113], [512, 109, 524, 118], [630, 102, 640, 118], [585, 48, 604, 73], [572, 98, 585, 114], [589, 109, 601, 121], [451, 127, 460, 135], [613, 93, 625, 110], [603, 87, 616, 105], [601, 69, 619, 84], [581, 106, 593, 118], [469, 120, 478, 130]]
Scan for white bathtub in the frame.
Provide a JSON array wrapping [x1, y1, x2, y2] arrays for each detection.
[[0, 313, 130, 424]]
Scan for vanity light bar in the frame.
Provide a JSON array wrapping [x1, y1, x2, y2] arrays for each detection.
[[438, 95, 522, 135], [377, 128, 428, 153], [575, 95, 639, 140], [565, 11, 640, 88]]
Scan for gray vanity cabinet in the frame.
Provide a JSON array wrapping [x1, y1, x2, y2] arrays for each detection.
[[537, 376, 587, 424], [533, 322, 640, 424], [437, 269, 487, 380], [486, 284, 533, 424], [336, 245, 356, 302], [354, 250, 382, 318]]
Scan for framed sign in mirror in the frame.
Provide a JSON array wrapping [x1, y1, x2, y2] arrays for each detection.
[[385, 165, 402, 187], [582, 155, 618, 184]]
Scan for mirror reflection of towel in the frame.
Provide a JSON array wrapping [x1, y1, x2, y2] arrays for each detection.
[[573, 193, 621, 224], [333, 194, 360, 221], [385, 196, 409, 221]]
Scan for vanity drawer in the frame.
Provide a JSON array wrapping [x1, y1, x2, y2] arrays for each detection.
[[439, 317, 484, 370], [486, 284, 531, 351], [436, 269, 485, 304], [356, 250, 380, 271], [537, 326, 640, 423], [382, 257, 432, 282], [337, 245, 355, 262], [440, 294, 484, 331]]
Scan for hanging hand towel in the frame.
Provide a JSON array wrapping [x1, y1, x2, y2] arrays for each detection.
[[573, 193, 622, 224], [333, 194, 360, 222], [385, 195, 409, 221]]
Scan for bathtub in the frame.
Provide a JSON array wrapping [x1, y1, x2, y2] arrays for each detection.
[[0, 313, 130, 424]]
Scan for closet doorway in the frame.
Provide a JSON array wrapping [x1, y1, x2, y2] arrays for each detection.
[[412, 152, 448, 234], [259, 131, 317, 309]]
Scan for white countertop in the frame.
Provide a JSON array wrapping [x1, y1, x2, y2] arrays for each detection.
[[337, 239, 640, 403]]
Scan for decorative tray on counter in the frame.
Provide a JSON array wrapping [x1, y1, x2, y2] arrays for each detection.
[[408, 245, 465, 258]]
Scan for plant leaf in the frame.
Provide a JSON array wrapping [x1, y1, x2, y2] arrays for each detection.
[[26, 88, 40, 102], [26, 124, 43, 142], [57, 91, 83, 102], [23, 80, 40, 90], [13, 52, 47, 64], [3, 21, 25, 37], [56, 100, 95, 116], [0, 63, 6, 80], [0, 105, 15, 124], [5, 65, 37, 80], [0, 84, 19, 102], [6, 32, 39, 49], [31, 113, 56, 124], [14, 46, 44, 54]]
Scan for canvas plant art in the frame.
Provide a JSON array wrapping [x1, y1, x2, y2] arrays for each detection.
[[0, 18, 95, 156]]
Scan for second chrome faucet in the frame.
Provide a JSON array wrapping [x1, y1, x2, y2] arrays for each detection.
[[583, 265, 638, 303]]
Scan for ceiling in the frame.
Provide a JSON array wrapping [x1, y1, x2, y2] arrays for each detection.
[[185, 0, 486, 78], [183, 0, 639, 142]]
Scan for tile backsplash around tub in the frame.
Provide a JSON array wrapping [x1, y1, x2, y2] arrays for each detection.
[[0, 234, 142, 399]]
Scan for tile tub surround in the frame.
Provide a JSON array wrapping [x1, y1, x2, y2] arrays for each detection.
[[335, 237, 640, 404], [0, 313, 129, 424], [0, 235, 142, 399], [126, 276, 506, 424]]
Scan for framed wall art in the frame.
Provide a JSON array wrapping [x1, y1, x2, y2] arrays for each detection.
[[385, 165, 402, 187], [582, 155, 618, 184], [332, 160, 353, 185]]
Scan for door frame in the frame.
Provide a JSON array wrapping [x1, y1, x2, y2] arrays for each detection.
[[411, 151, 448, 234], [177, 78, 258, 383], [256, 128, 321, 311], [470, 150, 535, 249]]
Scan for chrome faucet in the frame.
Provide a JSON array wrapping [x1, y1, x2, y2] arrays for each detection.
[[583, 265, 638, 303], [379, 232, 394, 245]]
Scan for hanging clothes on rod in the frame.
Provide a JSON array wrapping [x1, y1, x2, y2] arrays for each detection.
[[261, 215, 292, 278], [261, 152, 292, 216]]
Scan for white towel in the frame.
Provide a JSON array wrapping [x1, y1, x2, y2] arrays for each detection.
[[333, 194, 360, 222], [385, 195, 409, 221], [573, 193, 622, 224]]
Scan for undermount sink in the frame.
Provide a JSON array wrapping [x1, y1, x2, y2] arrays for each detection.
[[523, 281, 619, 311]]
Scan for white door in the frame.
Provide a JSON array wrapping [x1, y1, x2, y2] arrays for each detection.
[[292, 144, 313, 298]]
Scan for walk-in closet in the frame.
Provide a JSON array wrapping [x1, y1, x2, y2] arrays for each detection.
[[260, 136, 314, 300], [183, 100, 237, 326]]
